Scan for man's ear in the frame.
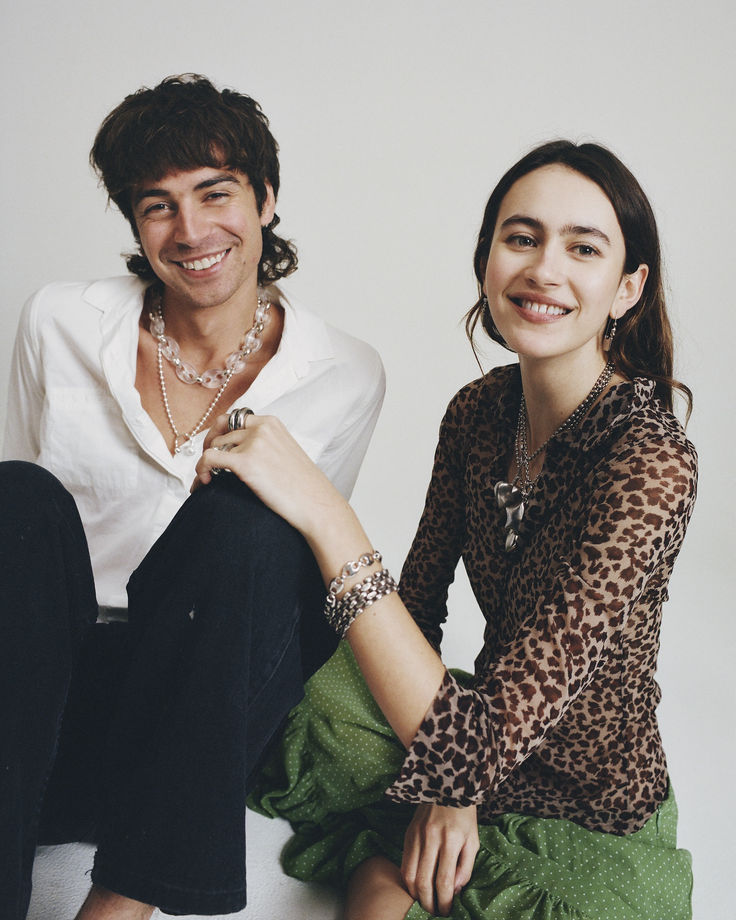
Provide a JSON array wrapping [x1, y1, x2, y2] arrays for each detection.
[[614, 263, 648, 319], [260, 182, 276, 227]]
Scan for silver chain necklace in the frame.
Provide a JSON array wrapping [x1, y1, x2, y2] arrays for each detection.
[[495, 361, 615, 552], [149, 286, 271, 455]]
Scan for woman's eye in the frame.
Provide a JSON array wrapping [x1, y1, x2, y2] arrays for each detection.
[[508, 234, 536, 248], [573, 243, 599, 257]]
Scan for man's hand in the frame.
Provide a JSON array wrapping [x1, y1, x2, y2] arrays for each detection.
[[401, 803, 479, 916]]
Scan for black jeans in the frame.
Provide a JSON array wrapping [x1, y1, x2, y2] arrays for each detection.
[[0, 461, 336, 918]]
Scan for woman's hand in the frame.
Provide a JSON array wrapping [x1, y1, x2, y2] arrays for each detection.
[[196, 413, 448, 752], [401, 803, 479, 916], [193, 413, 347, 539]]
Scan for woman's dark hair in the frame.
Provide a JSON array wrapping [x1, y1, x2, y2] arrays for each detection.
[[90, 73, 297, 285], [466, 140, 691, 417]]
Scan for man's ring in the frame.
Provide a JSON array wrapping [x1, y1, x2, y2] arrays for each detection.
[[210, 441, 237, 476], [228, 407, 254, 431]]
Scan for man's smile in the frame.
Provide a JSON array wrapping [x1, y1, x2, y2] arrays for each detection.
[[173, 248, 230, 272]]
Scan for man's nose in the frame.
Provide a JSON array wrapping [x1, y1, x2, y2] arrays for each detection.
[[172, 204, 208, 247]]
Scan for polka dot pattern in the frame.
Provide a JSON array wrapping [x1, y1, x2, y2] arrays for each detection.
[[248, 644, 693, 920]]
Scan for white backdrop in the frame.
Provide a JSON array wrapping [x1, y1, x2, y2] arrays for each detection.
[[2, 2, 733, 918]]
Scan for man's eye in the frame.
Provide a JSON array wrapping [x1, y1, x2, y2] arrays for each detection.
[[143, 202, 169, 216]]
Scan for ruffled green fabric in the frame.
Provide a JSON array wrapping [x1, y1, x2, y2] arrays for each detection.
[[248, 643, 692, 920]]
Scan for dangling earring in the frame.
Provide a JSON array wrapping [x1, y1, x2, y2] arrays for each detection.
[[603, 316, 618, 352], [481, 294, 489, 310]]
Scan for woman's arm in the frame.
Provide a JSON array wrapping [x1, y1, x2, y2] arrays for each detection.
[[387, 430, 698, 807], [196, 414, 697, 799], [195, 412, 447, 747], [398, 392, 469, 653]]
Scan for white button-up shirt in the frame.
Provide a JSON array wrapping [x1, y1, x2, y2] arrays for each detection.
[[4, 276, 385, 608]]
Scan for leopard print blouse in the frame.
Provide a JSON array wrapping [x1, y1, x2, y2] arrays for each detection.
[[387, 364, 697, 835]]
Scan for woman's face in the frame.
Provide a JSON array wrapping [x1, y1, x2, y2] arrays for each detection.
[[483, 164, 646, 366]]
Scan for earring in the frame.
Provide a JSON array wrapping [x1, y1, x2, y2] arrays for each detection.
[[481, 294, 489, 310], [603, 316, 618, 351]]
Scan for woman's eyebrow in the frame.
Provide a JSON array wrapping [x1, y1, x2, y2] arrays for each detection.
[[499, 215, 543, 232], [499, 216, 612, 247], [560, 224, 612, 246]]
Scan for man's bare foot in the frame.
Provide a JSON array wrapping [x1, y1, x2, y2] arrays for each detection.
[[74, 885, 155, 920]]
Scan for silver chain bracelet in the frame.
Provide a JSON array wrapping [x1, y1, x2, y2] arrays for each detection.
[[324, 550, 382, 611], [324, 568, 398, 638]]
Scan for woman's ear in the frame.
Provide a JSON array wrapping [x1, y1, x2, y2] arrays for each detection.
[[614, 263, 649, 319]]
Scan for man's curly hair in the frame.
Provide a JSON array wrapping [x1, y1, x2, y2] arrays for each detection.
[[90, 74, 297, 284]]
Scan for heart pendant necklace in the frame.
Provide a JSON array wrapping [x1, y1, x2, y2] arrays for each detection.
[[495, 362, 615, 552]]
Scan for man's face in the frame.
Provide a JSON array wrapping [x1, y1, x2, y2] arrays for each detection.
[[132, 166, 275, 312]]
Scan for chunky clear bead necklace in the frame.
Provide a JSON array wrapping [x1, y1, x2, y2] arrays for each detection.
[[148, 286, 271, 455]]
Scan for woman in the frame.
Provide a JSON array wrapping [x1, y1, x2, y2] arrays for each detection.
[[196, 141, 697, 920]]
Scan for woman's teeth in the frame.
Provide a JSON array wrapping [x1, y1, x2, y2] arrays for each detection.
[[521, 299, 568, 316]]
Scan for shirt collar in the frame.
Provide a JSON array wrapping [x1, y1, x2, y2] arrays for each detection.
[[82, 276, 335, 378], [562, 376, 656, 453], [274, 283, 335, 377]]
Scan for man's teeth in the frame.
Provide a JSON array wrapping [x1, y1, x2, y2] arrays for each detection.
[[522, 299, 568, 316], [179, 251, 227, 271]]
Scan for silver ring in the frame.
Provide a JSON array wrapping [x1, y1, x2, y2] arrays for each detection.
[[210, 442, 235, 476], [228, 407, 254, 431]]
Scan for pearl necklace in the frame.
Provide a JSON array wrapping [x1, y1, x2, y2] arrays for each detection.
[[149, 286, 271, 455], [494, 361, 615, 552]]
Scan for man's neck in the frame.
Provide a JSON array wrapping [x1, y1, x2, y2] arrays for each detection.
[[154, 283, 269, 368]]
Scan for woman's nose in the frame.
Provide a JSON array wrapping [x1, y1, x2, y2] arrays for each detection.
[[525, 243, 563, 286]]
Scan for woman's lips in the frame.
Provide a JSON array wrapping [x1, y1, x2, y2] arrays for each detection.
[[509, 295, 572, 321]]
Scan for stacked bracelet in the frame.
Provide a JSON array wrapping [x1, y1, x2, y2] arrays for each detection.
[[324, 567, 398, 638], [325, 550, 382, 611]]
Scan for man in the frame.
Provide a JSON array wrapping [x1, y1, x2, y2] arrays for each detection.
[[0, 74, 384, 919]]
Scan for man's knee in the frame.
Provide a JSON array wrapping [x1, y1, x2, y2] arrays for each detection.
[[189, 474, 307, 560], [0, 461, 79, 531], [1, 460, 66, 501]]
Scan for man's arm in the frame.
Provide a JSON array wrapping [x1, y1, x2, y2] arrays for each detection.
[[316, 354, 385, 498], [3, 292, 44, 461]]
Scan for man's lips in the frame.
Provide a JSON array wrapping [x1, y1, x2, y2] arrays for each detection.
[[172, 248, 230, 272]]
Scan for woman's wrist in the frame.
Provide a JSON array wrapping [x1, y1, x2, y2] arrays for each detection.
[[302, 497, 380, 587]]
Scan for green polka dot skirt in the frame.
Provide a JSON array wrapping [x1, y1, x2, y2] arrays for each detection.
[[248, 643, 693, 920]]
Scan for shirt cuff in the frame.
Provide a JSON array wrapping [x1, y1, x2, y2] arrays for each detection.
[[385, 670, 496, 807]]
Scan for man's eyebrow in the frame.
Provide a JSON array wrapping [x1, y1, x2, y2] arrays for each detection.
[[194, 174, 242, 191], [133, 174, 242, 206], [499, 215, 612, 246]]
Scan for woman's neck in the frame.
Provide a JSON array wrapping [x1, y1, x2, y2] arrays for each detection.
[[518, 349, 611, 453]]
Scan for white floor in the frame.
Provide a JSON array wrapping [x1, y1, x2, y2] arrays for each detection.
[[28, 810, 341, 920]]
